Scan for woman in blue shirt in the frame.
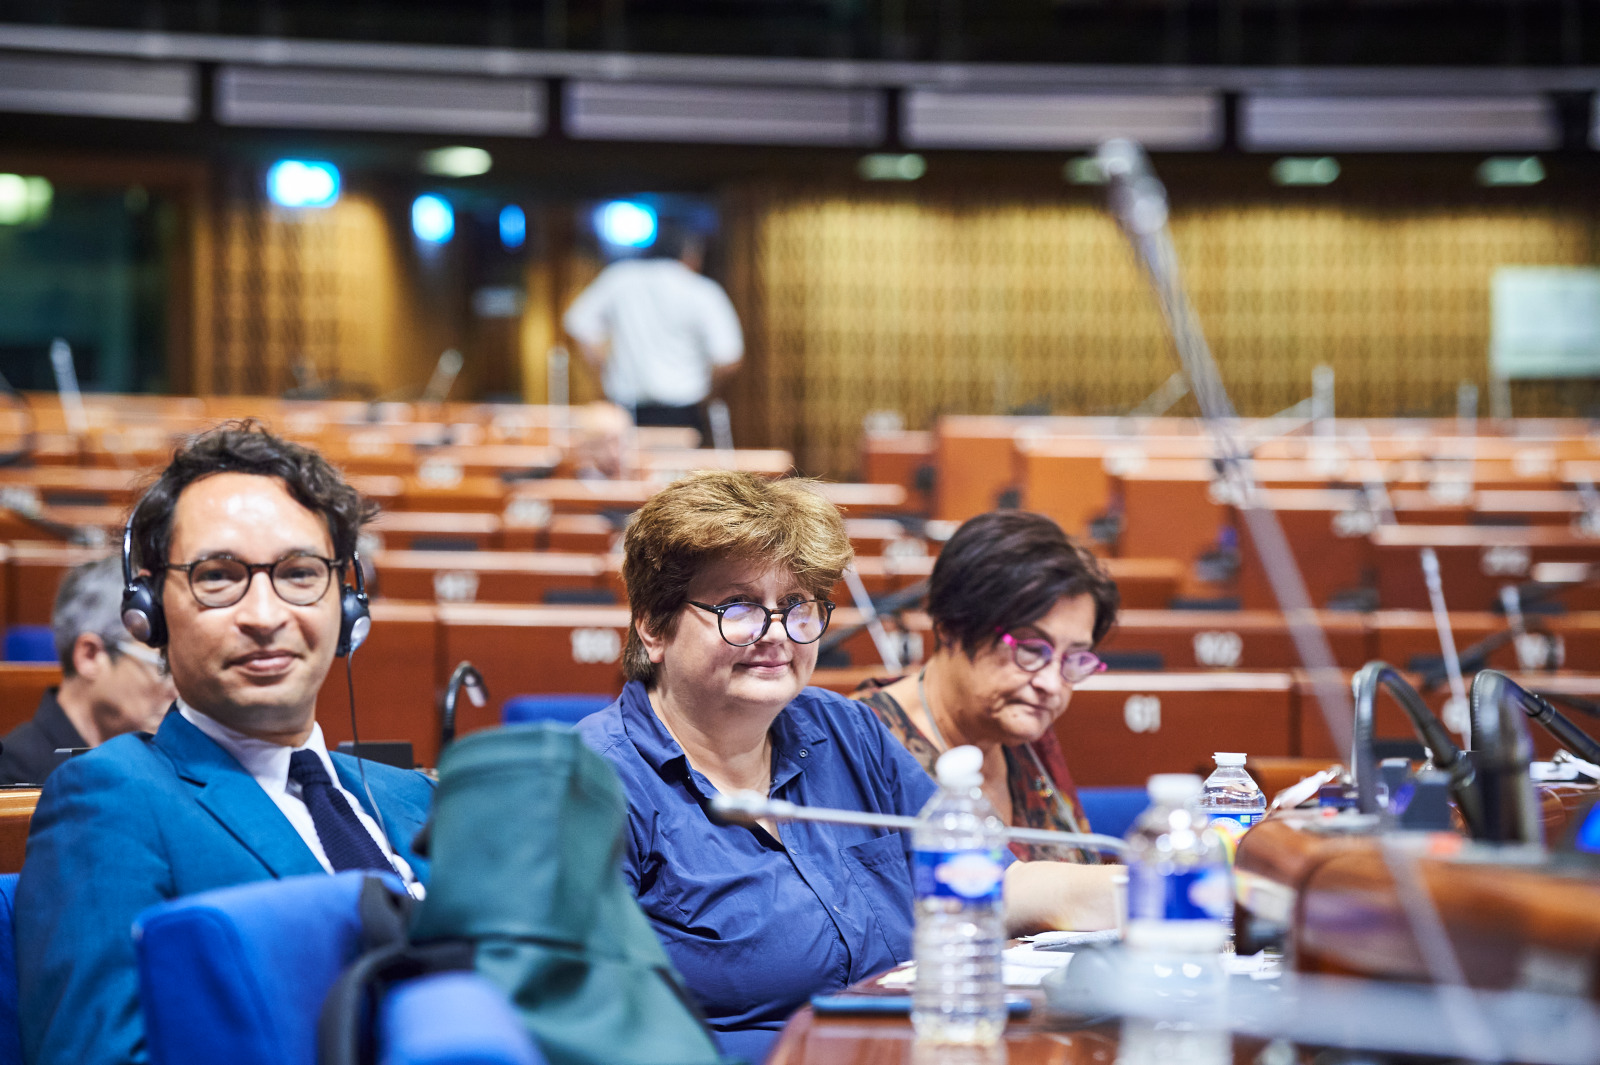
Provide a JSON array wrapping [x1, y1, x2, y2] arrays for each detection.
[[577, 471, 1118, 1061]]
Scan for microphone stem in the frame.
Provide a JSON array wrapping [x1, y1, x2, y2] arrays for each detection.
[[714, 793, 1129, 856]]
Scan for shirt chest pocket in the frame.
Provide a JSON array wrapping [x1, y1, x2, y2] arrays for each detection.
[[841, 833, 916, 963]]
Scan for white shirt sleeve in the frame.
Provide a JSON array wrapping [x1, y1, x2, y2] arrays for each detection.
[[696, 279, 744, 367], [563, 267, 616, 347]]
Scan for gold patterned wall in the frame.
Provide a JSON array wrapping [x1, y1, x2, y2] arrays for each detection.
[[205, 191, 424, 399], [722, 187, 1600, 479]]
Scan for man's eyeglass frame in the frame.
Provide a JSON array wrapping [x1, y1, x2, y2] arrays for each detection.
[[161, 554, 343, 609], [687, 599, 836, 647]]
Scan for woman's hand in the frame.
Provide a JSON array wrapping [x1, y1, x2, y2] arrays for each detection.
[[1000, 860, 1124, 937]]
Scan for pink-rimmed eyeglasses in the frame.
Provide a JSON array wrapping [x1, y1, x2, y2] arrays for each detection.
[[998, 631, 1106, 684]]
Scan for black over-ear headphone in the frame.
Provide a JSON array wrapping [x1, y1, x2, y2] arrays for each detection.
[[120, 520, 167, 648], [336, 555, 371, 657], [121, 519, 372, 656]]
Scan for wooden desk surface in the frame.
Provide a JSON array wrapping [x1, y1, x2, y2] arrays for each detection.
[[0, 787, 40, 874], [768, 1003, 1131, 1065]]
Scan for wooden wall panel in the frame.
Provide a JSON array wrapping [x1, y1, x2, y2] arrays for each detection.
[[725, 188, 1600, 480], [205, 189, 421, 400]]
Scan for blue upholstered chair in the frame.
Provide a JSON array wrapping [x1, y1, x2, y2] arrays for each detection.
[[1, 627, 55, 664], [1078, 786, 1150, 840], [0, 873, 22, 1065], [382, 973, 544, 1065], [501, 694, 614, 728], [134, 872, 542, 1065]]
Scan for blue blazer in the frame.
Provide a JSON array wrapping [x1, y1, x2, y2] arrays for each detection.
[[15, 710, 435, 1065]]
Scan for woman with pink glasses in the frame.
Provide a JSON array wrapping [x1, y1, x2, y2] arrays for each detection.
[[856, 510, 1119, 862]]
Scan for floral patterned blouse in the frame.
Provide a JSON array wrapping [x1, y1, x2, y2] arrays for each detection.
[[853, 677, 1097, 863]]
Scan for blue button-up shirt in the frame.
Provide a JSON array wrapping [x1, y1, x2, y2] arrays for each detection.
[[578, 681, 940, 1058]]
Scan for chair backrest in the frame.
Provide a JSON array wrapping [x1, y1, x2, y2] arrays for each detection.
[[1, 628, 54, 664], [0, 874, 21, 1065], [501, 694, 614, 728], [1078, 786, 1150, 840], [134, 872, 381, 1065], [135, 873, 543, 1065], [381, 973, 545, 1065]]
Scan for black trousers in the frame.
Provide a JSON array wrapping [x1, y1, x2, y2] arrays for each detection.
[[633, 402, 709, 446]]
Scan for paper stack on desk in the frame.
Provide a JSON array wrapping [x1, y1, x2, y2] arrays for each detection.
[[876, 931, 1121, 989]]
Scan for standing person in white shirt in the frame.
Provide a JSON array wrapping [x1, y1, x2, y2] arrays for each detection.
[[563, 225, 744, 442]]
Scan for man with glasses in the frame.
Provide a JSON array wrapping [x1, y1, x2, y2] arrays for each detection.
[[0, 556, 176, 785], [16, 423, 435, 1065]]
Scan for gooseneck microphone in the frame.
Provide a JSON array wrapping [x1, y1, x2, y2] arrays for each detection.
[[709, 791, 1129, 857], [1477, 671, 1600, 766], [440, 661, 488, 751], [1095, 138, 1355, 764], [1467, 671, 1546, 845], [1351, 662, 1482, 835]]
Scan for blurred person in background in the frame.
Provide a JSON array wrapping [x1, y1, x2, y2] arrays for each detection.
[[0, 556, 175, 785], [572, 400, 637, 481], [855, 510, 1119, 862], [563, 224, 743, 443]]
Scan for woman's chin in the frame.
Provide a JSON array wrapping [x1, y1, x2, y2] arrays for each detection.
[[729, 666, 803, 706], [994, 709, 1056, 746]]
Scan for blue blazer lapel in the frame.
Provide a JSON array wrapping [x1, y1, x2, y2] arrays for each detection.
[[154, 712, 325, 879], [334, 758, 432, 880]]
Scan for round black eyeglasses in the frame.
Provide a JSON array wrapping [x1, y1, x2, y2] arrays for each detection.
[[164, 555, 339, 609], [687, 599, 835, 647]]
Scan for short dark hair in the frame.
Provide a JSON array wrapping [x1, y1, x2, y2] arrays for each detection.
[[645, 221, 701, 262], [927, 510, 1119, 656], [129, 421, 376, 577]]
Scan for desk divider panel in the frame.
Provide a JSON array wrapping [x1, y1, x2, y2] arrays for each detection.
[[315, 601, 442, 768], [1100, 611, 1371, 671], [1054, 672, 1296, 788], [437, 604, 631, 738], [860, 430, 934, 514], [1373, 526, 1600, 612], [371, 550, 608, 606], [7, 543, 115, 626], [0, 662, 62, 735]]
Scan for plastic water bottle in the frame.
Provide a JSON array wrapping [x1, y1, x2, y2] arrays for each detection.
[[1196, 752, 1266, 852], [1196, 753, 1264, 948], [912, 745, 1008, 1045], [1119, 774, 1230, 1065], [1124, 773, 1230, 951]]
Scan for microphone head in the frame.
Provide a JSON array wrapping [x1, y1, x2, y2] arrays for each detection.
[[1095, 138, 1147, 181], [1096, 139, 1168, 236], [708, 790, 768, 827]]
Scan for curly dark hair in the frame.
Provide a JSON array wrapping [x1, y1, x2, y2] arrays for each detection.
[[129, 421, 376, 577], [928, 510, 1119, 656]]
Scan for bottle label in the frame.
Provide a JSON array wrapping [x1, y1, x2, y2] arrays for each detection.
[[1206, 812, 1262, 845], [1127, 863, 1231, 922], [913, 848, 1005, 902]]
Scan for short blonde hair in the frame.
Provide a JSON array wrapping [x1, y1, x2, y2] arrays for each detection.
[[622, 471, 853, 685]]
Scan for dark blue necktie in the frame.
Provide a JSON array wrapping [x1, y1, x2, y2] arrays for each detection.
[[288, 749, 395, 874]]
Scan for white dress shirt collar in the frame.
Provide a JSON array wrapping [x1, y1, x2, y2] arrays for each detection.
[[177, 700, 420, 892]]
